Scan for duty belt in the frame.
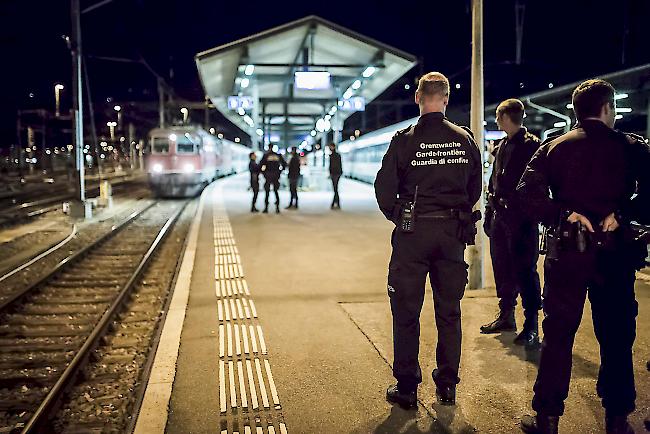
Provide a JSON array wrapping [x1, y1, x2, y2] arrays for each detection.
[[419, 209, 471, 220]]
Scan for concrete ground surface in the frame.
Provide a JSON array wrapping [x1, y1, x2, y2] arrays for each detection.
[[162, 174, 649, 434]]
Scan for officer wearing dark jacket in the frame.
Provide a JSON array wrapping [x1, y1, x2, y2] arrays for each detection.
[[375, 72, 482, 410], [286, 147, 301, 209], [260, 146, 287, 214], [329, 143, 343, 209], [480, 99, 542, 346], [248, 152, 261, 213], [518, 79, 650, 434]]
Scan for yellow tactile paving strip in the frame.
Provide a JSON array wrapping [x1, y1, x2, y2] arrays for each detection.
[[212, 186, 288, 434]]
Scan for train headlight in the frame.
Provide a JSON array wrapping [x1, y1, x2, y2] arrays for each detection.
[[153, 163, 163, 173], [183, 163, 195, 173]]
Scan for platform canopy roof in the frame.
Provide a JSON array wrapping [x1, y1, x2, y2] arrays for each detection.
[[484, 63, 650, 141], [195, 15, 417, 148]]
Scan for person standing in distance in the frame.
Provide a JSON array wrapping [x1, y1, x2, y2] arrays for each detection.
[[328, 143, 342, 209], [518, 79, 650, 434], [260, 145, 286, 214], [375, 72, 482, 409], [480, 98, 543, 346], [248, 152, 261, 213], [286, 147, 301, 209]]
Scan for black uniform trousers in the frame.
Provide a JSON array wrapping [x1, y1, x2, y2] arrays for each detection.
[[388, 218, 468, 391], [251, 177, 259, 208], [532, 243, 638, 417], [489, 212, 542, 315], [264, 176, 280, 206], [288, 177, 298, 206], [331, 174, 341, 207]]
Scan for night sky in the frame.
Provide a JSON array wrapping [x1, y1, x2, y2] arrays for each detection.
[[1, 0, 649, 147]]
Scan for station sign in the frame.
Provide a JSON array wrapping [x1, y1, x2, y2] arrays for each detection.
[[227, 96, 254, 111], [339, 97, 366, 112]]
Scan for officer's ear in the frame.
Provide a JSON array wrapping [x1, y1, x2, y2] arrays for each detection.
[[415, 91, 421, 106]]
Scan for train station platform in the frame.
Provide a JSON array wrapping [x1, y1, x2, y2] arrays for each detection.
[[134, 174, 649, 434]]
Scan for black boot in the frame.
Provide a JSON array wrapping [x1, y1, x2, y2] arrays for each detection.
[[605, 414, 634, 434], [514, 313, 540, 347], [521, 414, 559, 434], [386, 384, 417, 410], [432, 369, 456, 405], [262, 205, 268, 213], [480, 309, 516, 334], [251, 205, 259, 213]]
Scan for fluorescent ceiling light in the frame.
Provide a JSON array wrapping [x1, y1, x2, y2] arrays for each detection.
[[294, 71, 331, 90], [615, 93, 628, 100], [343, 89, 354, 99], [362, 66, 376, 78], [553, 121, 567, 128], [241, 78, 250, 89], [244, 65, 255, 76], [566, 103, 574, 109], [352, 80, 362, 90], [615, 114, 623, 120], [616, 107, 632, 113]]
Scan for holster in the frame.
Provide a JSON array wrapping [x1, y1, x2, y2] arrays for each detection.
[[458, 210, 482, 245]]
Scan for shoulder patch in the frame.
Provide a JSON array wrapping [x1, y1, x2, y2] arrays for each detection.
[[459, 125, 475, 139], [392, 125, 414, 141]]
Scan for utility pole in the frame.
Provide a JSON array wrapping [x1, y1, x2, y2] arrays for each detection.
[[158, 78, 165, 128], [70, 0, 86, 204], [468, 0, 485, 290]]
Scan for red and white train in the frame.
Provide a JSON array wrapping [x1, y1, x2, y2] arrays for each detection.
[[145, 126, 250, 197]]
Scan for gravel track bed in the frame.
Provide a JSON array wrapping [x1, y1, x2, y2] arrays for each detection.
[[51, 200, 196, 433], [0, 199, 156, 306], [0, 200, 189, 432]]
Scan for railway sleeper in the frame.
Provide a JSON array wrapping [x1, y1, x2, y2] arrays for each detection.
[[20, 303, 109, 315], [0, 351, 74, 369], [1, 314, 99, 326], [51, 279, 128, 288], [29, 294, 116, 305], [0, 323, 94, 337], [0, 336, 83, 352]]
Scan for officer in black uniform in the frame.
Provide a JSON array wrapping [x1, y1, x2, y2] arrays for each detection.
[[260, 145, 287, 214], [286, 147, 301, 209], [248, 152, 261, 213], [375, 72, 482, 409], [328, 143, 343, 209], [518, 79, 650, 434], [480, 98, 542, 346]]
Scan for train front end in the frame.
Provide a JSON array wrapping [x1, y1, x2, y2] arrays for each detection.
[[146, 128, 213, 197]]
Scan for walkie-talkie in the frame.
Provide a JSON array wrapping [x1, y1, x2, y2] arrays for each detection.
[[400, 186, 418, 233]]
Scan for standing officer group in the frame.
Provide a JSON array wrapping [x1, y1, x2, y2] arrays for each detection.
[[375, 72, 482, 409], [375, 73, 649, 434]]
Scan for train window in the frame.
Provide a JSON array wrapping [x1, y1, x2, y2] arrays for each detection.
[[176, 135, 197, 153], [152, 137, 169, 153]]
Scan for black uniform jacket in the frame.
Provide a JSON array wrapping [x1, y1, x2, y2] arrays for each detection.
[[260, 151, 286, 181], [288, 155, 301, 179], [374, 112, 482, 222], [249, 160, 260, 185], [488, 127, 541, 205], [329, 151, 342, 176], [516, 119, 650, 227]]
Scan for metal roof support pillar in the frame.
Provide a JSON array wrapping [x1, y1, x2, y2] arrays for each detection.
[[158, 78, 165, 128], [252, 79, 260, 151], [468, 0, 485, 290], [261, 103, 267, 150]]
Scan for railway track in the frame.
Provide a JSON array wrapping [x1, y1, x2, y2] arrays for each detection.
[[0, 199, 190, 433]]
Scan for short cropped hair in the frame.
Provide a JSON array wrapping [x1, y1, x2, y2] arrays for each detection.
[[249, 152, 256, 158], [496, 98, 525, 125], [416, 72, 450, 100], [571, 79, 615, 122]]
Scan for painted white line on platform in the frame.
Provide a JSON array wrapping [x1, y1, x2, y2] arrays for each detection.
[[230, 299, 238, 319], [243, 280, 250, 295], [246, 359, 259, 410], [268, 426, 276, 434], [235, 323, 241, 355], [264, 359, 280, 407], [227, 323, 233, 357], [242, 324, 250, 354], [229, 360, 237, 408], [255, 358, 270, 409], [219, 360, 227, 413], [224, 296, 231, 321], [279, 423, 288, 434], [242, 298, 251, 319], [249, 300, 258, 318], [219, 324, 225, 358], [236, 299, 244, 318], [256, 428, 263, 434], [245, 427, 252, 434], [217, 300, 224, 321], [227, 279, 233, 296], [133, 185, 207, 434], [237, 360, 248, 409], [249, 325, 258, 354], [257, 325, 268, 355]]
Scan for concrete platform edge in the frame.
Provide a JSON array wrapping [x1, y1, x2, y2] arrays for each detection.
[[133, 186, 209, 434]]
